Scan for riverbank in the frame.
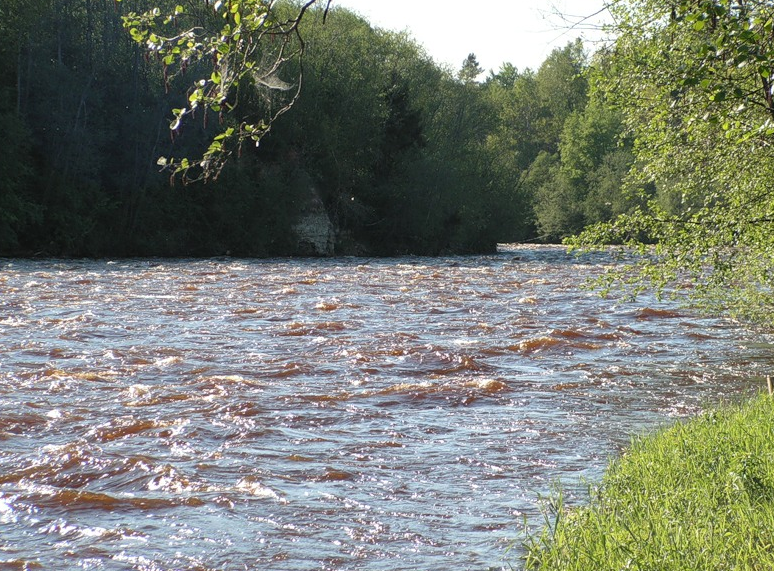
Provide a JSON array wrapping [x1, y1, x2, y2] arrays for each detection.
[[522, 393, 774, 570]]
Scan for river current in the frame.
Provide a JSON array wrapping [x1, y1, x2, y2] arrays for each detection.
[[0, 245, 770, 570]]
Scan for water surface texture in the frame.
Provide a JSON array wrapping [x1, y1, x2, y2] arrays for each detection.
[[0, 246, 769, 570]]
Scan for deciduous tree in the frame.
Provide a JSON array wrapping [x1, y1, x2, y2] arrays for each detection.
[[572, 0, 774, 320], [119, 0, 331, 182]]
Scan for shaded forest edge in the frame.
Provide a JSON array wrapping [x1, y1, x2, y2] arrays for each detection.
[[0, 1, 638, 258]]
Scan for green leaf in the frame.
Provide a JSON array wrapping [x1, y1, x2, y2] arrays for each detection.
[[710, 90, 726, 102]]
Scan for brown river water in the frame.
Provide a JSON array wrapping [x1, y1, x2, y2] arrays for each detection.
[[0, 245, 771, 570]]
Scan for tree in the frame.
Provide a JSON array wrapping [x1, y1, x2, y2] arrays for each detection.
[[572, 0, 774, 320], [0, 1, 561, 257], [458, 52, 483, 84], [532, 100, 638, 241], [119, 0, 331, 182], [486, 62, 519, 89], [248, 7, 509, 255], [0, 1, 28, 250], [534, 39, 588, 151]]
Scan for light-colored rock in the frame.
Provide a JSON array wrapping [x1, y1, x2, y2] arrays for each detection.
[[293, 188, 335, 256]]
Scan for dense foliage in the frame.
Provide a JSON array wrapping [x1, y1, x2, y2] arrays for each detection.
[[0, 0, 632, 257], [572, 0, 774, 320], [119, 0, 329, 182]]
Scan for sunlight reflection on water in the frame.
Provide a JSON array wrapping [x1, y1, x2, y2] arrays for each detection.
[[0, 245, 769, 570]]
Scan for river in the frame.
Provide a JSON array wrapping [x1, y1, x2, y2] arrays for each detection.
[[0, 245, 769, 570]]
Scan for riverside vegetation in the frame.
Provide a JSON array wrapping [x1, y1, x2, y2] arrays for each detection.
[[3, 0, 772, 302], [5, 0, 774, 569], [524, 395, 774, 571], [1, 0, 635, 256]]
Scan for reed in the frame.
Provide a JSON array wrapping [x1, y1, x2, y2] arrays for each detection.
[[522, 394, 774, 570]]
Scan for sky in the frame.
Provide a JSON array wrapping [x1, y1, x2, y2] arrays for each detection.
[[331, 0, 613, 74]]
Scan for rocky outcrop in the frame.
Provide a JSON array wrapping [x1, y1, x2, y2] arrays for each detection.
[[293, 187, 335, 256]]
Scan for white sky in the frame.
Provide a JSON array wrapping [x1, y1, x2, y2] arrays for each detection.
[[331, 1, 613, 73]]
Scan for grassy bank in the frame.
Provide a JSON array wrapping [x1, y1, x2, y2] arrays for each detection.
[[523, 394, 774, 570]]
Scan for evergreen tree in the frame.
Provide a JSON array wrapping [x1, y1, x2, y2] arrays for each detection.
[[458, 53, 483, 83]]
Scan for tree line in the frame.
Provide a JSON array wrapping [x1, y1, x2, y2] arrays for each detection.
[[0, 0, 636, 257]]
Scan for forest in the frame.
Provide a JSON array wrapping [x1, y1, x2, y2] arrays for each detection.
[[0, 0, 637, 257]]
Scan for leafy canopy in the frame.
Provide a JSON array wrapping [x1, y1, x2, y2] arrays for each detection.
[[119, 0, 330, 183], [571, 0, 774, 321]]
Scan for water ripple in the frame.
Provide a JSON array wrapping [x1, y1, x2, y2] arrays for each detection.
[[0, 246, 770, 570]]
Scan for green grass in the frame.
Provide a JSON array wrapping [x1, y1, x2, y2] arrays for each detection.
[[523, 394, 774, 570]]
